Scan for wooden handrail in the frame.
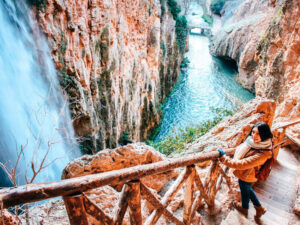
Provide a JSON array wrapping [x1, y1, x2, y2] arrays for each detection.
[[0, 149, 234, 209]]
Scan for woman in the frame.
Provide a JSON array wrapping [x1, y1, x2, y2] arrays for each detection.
[[218, 122, 273, 222]]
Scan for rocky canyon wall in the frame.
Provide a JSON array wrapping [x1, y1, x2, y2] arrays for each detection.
[[33, 0, 185, 153], [255, 0, 300, 148], [210, 0, 299, 149], [210, 0, 276, 92]]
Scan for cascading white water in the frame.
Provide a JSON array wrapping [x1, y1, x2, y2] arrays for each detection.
[[0, 0, 80, 187]]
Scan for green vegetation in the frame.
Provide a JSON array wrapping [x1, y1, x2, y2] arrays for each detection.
[[276, 5, 283, 17], [58, 32, 67, 69], [120, 131, 132, 145], [166, 0, 188, 53], [56, 33, 75, 96], [210, 0, 227, 16], [175, 16, 188, 53], [167, 0, 181, 20], [58, 69, 72, 88], [148, 108, 234, 155], [160, 42, 166, 58], [26, 0, 46, 11], [161, 4, 166, 19], [202, 14, 214, 26], [180, 57, 190, 68], [270, 5, 283, 25], [148, 7, 152, 16], [257, 5, 283, 55], [53, 8, 58, 19]]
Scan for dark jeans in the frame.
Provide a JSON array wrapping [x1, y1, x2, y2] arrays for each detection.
[[238, 179, 261, 209]]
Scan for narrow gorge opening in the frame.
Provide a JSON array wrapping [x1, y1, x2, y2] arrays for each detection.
[[213, 56, 239, 74]]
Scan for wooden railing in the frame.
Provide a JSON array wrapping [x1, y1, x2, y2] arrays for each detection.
[[0, 149, 235, 225]]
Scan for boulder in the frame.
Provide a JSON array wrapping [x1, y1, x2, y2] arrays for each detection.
[[63, 143, 179, 191]]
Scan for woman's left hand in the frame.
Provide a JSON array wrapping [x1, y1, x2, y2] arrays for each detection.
[[218, 148, 226, 157]]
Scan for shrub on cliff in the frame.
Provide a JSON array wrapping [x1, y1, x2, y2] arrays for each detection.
[[166, 0, 188, 53], [210, 0, 227, 16], [180, 57, 190, 68], [202, 14, 214, 26], [27, 0, 46, 10], [175, 15, 188, 53], [149, 108, 234, 155], [167, 0, 181, 20]]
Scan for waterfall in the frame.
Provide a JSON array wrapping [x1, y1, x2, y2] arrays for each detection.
[[0, 0, 80, 187]]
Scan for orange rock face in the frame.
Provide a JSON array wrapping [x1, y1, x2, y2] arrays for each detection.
[[34, 0, 183, 152], [211, 0, 299, 148], [255, 0, 300, 148], [210, 0, 276, 92]]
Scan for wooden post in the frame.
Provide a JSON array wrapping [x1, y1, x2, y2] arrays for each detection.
[[82, 194, 113, 225], [219, 167, 232, 191], [205, 160, 220, 215], [216, 166, 224, 192], [63, 194, 88, 225], [114, 184, 129, 225], [183, 165, 195, 225], [140, 182, 184, 225], [190, 191, 202, 223], [127, 180, 142, 225], [145, 166, 192, 225], [194, 167, 210, 205], [271, 119, 300, 160], [272, 128, 285, 160]]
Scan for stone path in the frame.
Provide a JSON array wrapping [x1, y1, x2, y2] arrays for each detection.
[[252, 148, 299, 225], [253, 148, 300, 225]]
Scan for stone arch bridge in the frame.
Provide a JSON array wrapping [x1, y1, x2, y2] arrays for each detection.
[[188, 25, 211, 36]]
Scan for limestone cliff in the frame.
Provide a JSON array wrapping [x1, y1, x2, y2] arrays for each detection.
[[255, 0, 300, 149], [210, 0, 276, 92], [210, 0, 299, 148], [33, 0, 185, 153]]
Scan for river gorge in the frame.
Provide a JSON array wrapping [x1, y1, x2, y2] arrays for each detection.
[[155, 34, 254, 140]]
